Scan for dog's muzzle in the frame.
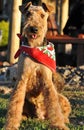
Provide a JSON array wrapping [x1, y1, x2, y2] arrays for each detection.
[[29, 26, 38, 33]]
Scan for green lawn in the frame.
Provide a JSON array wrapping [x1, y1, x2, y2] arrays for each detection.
[[0, 85, 84, 130]]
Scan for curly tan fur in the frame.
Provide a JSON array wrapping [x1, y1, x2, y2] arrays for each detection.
[[4, 2, 71, 130]]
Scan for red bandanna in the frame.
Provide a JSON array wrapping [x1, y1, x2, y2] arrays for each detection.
[[14, 34, 56, 72]]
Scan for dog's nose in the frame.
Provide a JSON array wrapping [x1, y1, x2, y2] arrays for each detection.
[[30, 26, 38, 33]]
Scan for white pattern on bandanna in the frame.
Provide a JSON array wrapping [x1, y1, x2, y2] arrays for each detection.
[[37, 42, 56, 61]]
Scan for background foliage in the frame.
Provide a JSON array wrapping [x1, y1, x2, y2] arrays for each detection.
[[0, 21, 9, 46]]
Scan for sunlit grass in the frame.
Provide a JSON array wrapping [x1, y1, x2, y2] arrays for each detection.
[[0, 85, 84, 130]]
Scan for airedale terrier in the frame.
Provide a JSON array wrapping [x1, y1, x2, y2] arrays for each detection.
[[4, 2, 71, 130]]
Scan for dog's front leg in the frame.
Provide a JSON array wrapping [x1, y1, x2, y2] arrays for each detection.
[[4, 72, 28, 130], [42, 71, 69, 130]]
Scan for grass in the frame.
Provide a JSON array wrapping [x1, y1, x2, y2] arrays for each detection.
[[0, 85, 84, 130], [63, 85, 84, 130], [0, 94, 9, 129]]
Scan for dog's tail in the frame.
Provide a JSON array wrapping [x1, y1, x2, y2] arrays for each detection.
[[52, 72, 65, 92]]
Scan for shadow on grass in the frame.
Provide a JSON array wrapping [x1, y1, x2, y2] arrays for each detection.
[[0, 108, 7, 118], [0, 94, 10, 99]]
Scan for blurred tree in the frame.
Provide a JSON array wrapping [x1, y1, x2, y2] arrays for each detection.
[[0, 0, 3, 14], [7, 0, 22, 63]]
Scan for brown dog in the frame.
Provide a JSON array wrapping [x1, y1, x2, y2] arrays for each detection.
[[4, 2, 71, 130]]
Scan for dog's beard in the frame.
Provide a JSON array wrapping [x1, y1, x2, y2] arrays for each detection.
[[23, 28, 47, 47]]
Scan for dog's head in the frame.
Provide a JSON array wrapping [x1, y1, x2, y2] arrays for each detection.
[[19, 2, 53, 47]]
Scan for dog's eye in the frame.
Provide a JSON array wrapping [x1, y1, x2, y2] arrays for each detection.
[[41, 14, 45, 18], [26, 11, 31, 17]]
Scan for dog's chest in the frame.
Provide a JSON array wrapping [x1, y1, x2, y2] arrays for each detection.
[[18, 54, 40, 70]]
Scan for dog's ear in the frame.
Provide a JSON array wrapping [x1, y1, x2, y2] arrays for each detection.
[[42, 3, 53, 13], [19, 2, 32, 13]]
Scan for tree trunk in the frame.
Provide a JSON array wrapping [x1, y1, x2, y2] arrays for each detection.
[[7, 0, 22, 64], [0, 0, 3, 13]]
